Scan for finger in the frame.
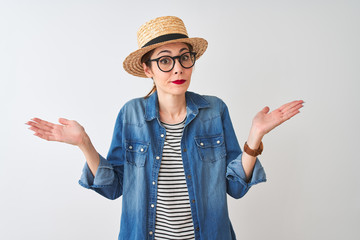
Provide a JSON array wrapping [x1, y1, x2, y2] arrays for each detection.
[[278, 102, 293, 111], [27, 120, 53, 132], [31, 118, 56, 129], [28, 126, 51, 136], [31, 126, 59, 141], [261, 106, 270, 114], [282, 108, 302, 121], [34, 132, 57, 141], [58, 118, 71, 125], [284, 101, 304, 114], [280, 100, 304, 113], [278, 100, 303, 111]]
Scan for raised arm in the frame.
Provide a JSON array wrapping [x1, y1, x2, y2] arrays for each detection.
[[242, 100, 304, 180], [26, 117, 100, 176]]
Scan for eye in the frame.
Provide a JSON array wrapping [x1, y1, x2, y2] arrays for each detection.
[[159, 57, 172, 65], [181, 53, 190, 62]]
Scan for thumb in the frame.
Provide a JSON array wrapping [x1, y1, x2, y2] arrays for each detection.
[[261, 106, 270, 114], [58, 118, 71, 125]]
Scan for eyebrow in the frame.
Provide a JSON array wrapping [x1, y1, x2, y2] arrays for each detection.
[[156, 47, 189, 56]]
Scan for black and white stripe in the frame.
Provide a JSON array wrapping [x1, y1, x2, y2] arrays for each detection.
[[154, 119, 195, 240]]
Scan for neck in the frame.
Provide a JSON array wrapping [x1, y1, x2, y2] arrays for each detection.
[[157, 91, 187, 124]]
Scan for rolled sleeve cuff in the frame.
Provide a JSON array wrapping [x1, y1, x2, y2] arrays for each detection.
[[226, 153, 267, 187], [78, 154, 115, 189]]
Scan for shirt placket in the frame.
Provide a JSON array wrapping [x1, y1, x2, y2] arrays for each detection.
[[182, 124, 201, 239], [147, 123, 166, 239]]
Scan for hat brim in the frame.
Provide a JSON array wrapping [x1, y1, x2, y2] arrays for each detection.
[[123, 37, 208, 78]]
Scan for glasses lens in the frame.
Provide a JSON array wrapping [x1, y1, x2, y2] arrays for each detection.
[[180, 52, 195, 68], [156, 52, 196, 72], [158, 56, 174, 72]]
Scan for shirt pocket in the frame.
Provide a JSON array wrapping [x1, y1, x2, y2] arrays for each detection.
[[195, 134, 226, 162], [125, 140, 149, 167]]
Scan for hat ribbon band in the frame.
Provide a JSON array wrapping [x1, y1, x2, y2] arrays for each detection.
[[142, 33, 189, 48]]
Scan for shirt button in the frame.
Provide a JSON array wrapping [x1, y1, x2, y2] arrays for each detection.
[[152, 181, 156, 185], [129, 146, 133, 149], [183, 148, 187, 152], [196, 227, 199, 231], [149, 231, 153, 235], [192, 199, 195, 203], [156, 156, 160, 160], [160, 134, 164, 138], [217, 140, 220, 144], [187, 175, 191, 179], [151, 204, 154, 208], [200, 142, 204, 146]]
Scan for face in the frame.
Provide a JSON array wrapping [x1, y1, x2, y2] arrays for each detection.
[[143, 42, 193, 97]]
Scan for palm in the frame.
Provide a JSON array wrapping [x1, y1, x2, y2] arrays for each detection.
[[252, 100, 304, 136], [26, 117, 85, 146]]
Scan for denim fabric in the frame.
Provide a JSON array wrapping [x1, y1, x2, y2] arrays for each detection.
[[79, 91, 266, 240]]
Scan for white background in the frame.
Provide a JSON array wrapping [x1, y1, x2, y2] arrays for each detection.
[[1, 0, 359, 239]]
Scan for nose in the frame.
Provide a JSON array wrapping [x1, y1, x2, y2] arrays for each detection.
[[173, 58, 183, 74]]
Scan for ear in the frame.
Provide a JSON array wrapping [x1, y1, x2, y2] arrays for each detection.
[[142, 63, 154, 78]]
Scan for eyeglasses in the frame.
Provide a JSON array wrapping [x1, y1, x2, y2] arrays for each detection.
[[147, 52, 196, 72]]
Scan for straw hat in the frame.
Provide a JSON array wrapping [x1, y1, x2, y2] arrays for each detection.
[[123, 16, 208, 78]]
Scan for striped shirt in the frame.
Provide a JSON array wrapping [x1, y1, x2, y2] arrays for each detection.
[[154, 118, 195, 240]]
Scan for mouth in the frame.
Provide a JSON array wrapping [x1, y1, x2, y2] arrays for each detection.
[[172, 79, 186, 85]]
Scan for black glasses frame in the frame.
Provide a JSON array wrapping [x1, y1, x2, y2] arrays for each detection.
[[147, 52, 197, 72]]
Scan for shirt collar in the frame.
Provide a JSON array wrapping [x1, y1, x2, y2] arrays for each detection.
[[144, 91, 210, 121]]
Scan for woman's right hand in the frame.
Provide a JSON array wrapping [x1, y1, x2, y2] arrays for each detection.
[[26, 117, 87, 147]]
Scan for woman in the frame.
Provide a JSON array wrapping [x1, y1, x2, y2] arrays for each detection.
[[26, 16, 303, 240]]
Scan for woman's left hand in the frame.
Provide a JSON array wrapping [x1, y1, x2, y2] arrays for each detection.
[[251, 100, 304, 138], [242, 100, 304, 179]]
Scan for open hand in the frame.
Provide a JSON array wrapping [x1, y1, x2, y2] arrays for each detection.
[[26, 118, 86, 146], [252, 100, 304, 138]]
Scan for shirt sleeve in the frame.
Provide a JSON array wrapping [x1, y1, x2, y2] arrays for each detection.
[[226, 154, 266, 191], [78, 153, 116, 188], [220, 101, 267, 199], [78, 109, 125, 200]]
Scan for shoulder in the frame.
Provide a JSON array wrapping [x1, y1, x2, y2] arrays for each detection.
[[115, 97, 147, 123], [122, 97, 146, 110], [187, 91, 227, 113]]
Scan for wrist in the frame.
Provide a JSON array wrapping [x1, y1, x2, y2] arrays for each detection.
[[246, 127, 264, 149], [78, 133, 91, 151], [244, 141, 263, 157]]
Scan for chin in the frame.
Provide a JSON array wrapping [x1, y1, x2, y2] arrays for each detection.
[[168, 87, 189, 96]]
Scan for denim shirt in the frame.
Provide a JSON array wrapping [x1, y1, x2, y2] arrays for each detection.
[[79, 91, 266, 240]]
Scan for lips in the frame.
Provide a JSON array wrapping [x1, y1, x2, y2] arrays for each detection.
[[172, 80, 186, 85]]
